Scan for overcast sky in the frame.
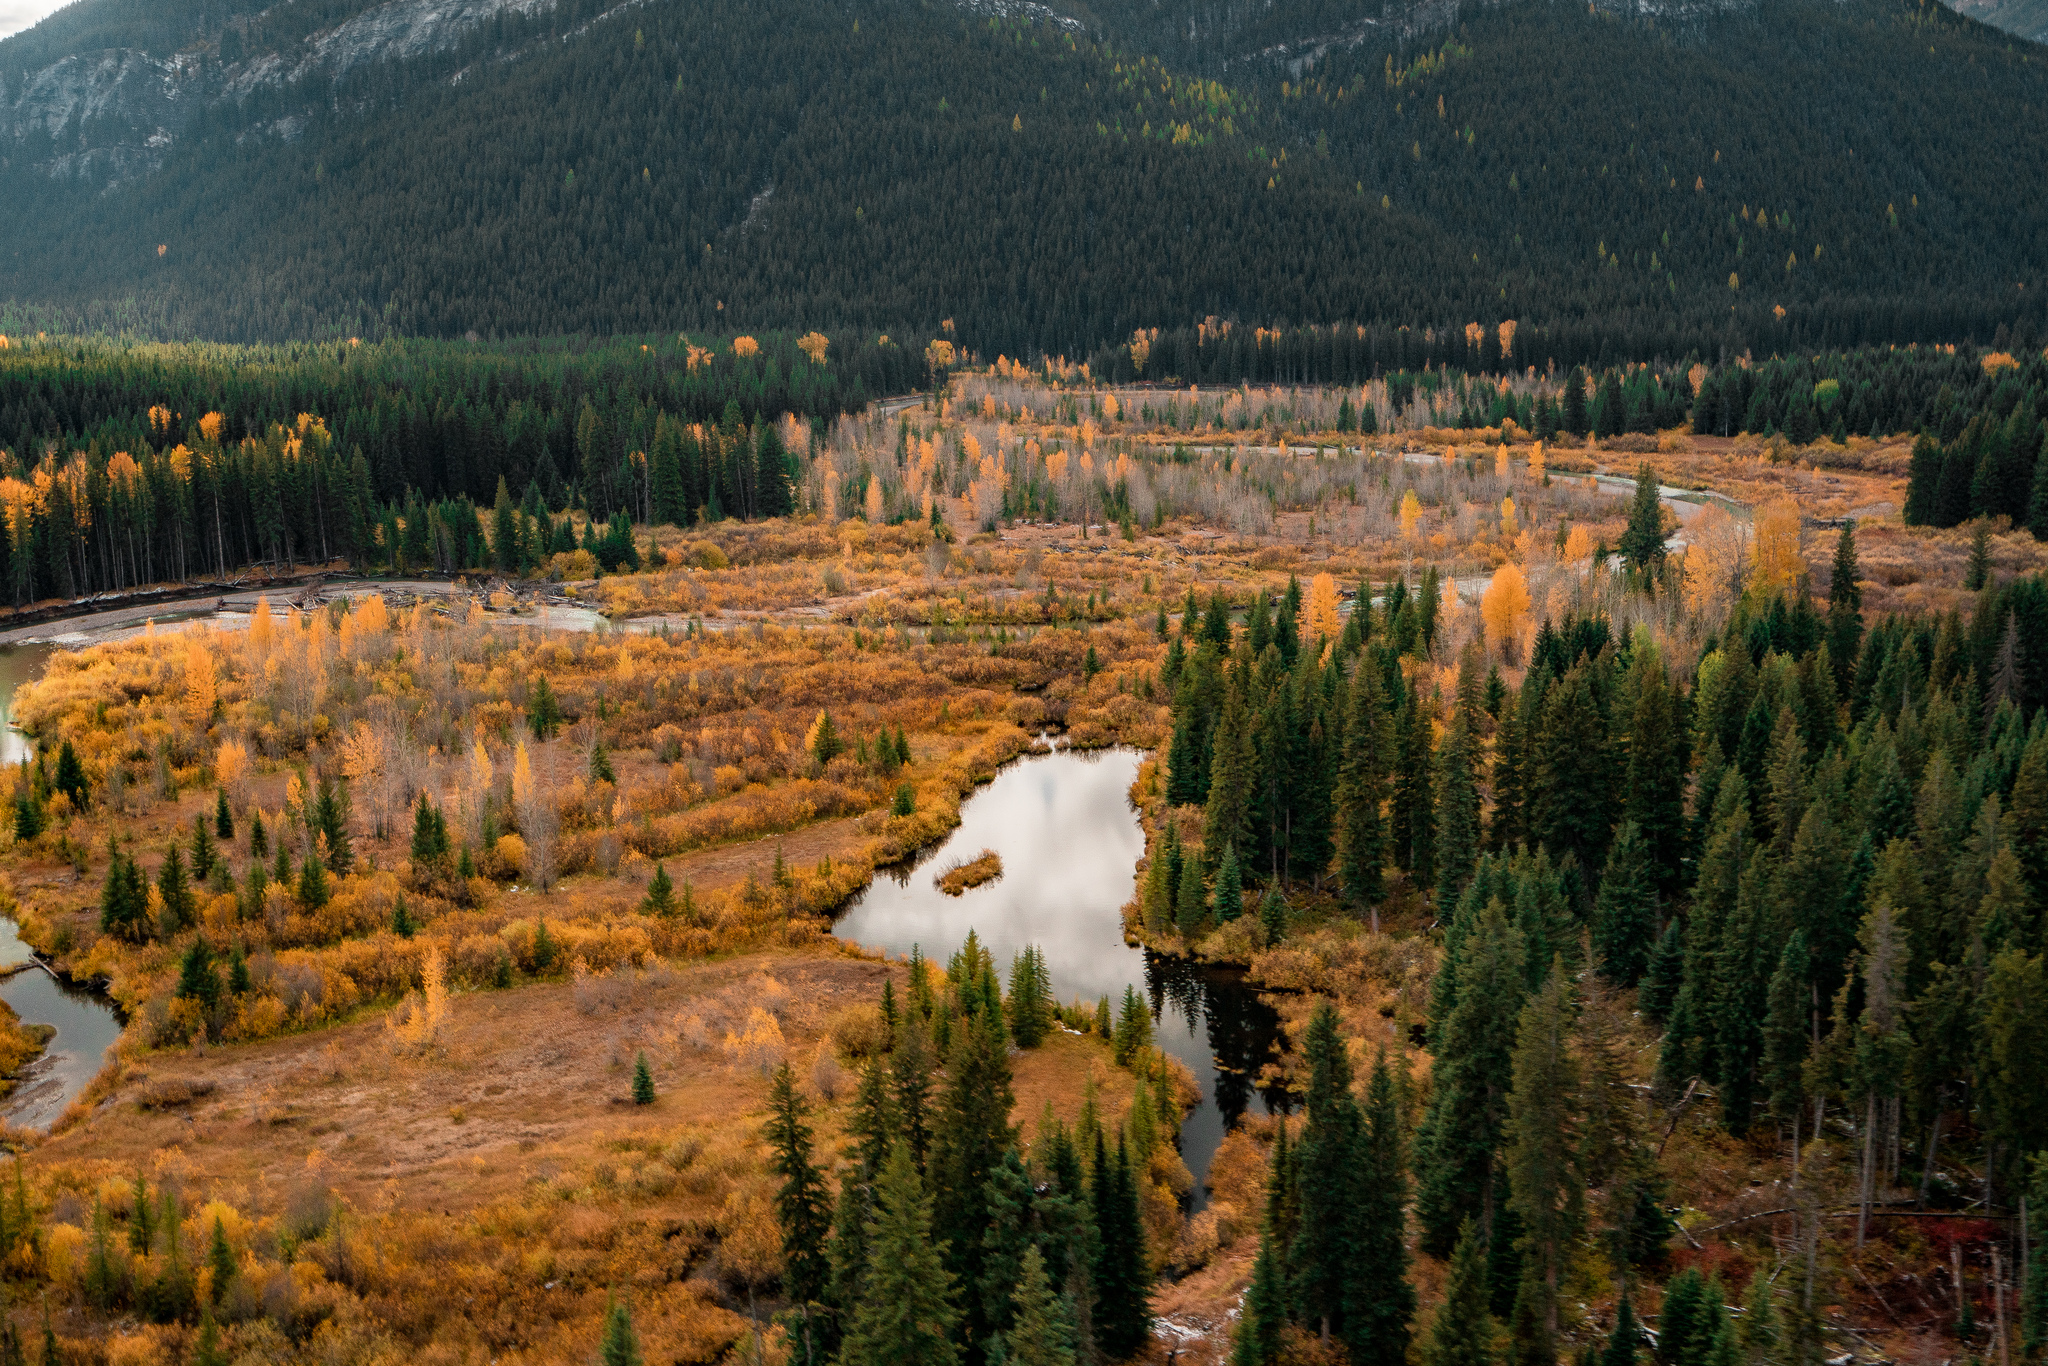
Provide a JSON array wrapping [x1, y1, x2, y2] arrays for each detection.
[[0, 1, 69, 41]]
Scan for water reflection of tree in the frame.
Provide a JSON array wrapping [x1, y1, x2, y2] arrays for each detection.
[[1144, 951, 1294, 1127]]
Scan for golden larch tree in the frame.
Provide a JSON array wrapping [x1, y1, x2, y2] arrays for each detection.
[[1751, 497, 1804, 592], [1481, 561, 1531, 662], [185, 634, 217, 726], [1304, 572, 1342, 641], [1399, 489, 1423, 537]]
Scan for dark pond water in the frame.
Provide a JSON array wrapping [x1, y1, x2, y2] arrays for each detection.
[[832, 746, 1290, 1203]]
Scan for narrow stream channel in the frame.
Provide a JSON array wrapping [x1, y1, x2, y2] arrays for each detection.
[[832, 746, 1290, 1205]]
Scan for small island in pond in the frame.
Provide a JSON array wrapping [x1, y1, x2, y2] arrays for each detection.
[[936, 850, 1003, 896]]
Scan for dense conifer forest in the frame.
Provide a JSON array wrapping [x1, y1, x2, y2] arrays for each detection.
[[3, 334, 2047, 604], [2, 0, 2046, 354], [1148, 522, 2048, 1366]]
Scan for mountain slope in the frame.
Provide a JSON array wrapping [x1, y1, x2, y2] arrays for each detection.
[[1944, 0, 2048, 43], [1, 0, 2045, 354]]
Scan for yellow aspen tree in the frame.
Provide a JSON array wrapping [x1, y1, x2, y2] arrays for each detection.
[[214, 739, 249, 798], [247, 597, 273, 663], [1399, 489, 1423, 536], [185, 636, 218, 726], [1500, 495, 1518, 538], [1529, 440, 1546, 481], [513, 742, 534, 808], [864, 478, 885, 522], [1751, 497, 1804, 591], [732, 336, 760, 358], [1562, 525, 1593, 562], [1496, 444, 1510, 479], [1305, 572, 1342, 640], [1481, 561, 1532, 662]]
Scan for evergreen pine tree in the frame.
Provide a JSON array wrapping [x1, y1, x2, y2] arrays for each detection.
[[1233, 1227, 1288, 1366], [1258, 885, 1288, 947], [53, 739, 87, 812], [642, 863, 676, 915], [1423, 1221, 1496, 1366], [1212, 844, 1243, 922], [1622, 656, 1686, 896], [1504, 966, 1583, 1361], [1294, 1000, 1365, 1342], [1175, 853, 1207, 938], [1437, 683, 1482, 908], [192, 1305, 229, 1366], [931, 1011, 1017, 1352], [632, 1052, 656, 1105], [1966, 519, 1993, 591], [313, 777, 352, 873], [213, 788, 233, 840], [1003, 1244, 1075, 1366], [1760, 932, 1810, 1143], [157, 842, 196, 932], [978, 1148, 1038, 1340], [529, 674, 562, 739], [1008, 947, 1051, 1048], [391, 894, 417, 938], [1826, 522, 1863, 689], [1353, 1053, 1416, 1366], [1416, 900, 1527, 1256], [1600, 1293, 1639, 1366], [189, 811, 216, 881], [1205, 672, 1257, 862], [1336, 661, 1391, 910], [892, 1018, 935, 1171], [298, 853, 330, 909], [841, 1145, 960, 1366], [767, 1061, 832, 1308], [1391, 690, 1436, 886], [206, 1216, 235, 1302], [599, 1297, 646, 1366], [1091, 1134, 1151, 1359], [1592, 821, 1658, 986], [1618, 464, 1665, 569], [1638, 920, 1685, 1022]]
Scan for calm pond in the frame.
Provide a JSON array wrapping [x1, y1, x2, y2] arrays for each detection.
[[833, 746, 1289, 1204]]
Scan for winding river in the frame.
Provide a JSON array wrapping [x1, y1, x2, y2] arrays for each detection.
[[0, 641, 126, 1130], [833, 746, 1290, 1203], [0, 606, 1291, 1169]]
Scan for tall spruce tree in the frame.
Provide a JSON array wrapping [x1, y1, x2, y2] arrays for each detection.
[[767, 1061, 834, 1354], [1090, 1133, 1151, 1359], [1618, 465, 1665, 569], [1293, 1000, 1364, 1343], [1437, 672, 1484, 908], [1416, 900, 1527, 1257], [932, 1011, 1017, 1354], [1336, 659, 1392, 912], [1504, 966, 1583, 1364], [1353, 1053, 1416, 1366], [1593, 821, 1659, 986], [1424, 1221, 1497, 1366], [1391, 689, 1437, 887], [1206, 668, 1258, 866], [842, 1145, 960, 1366]]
